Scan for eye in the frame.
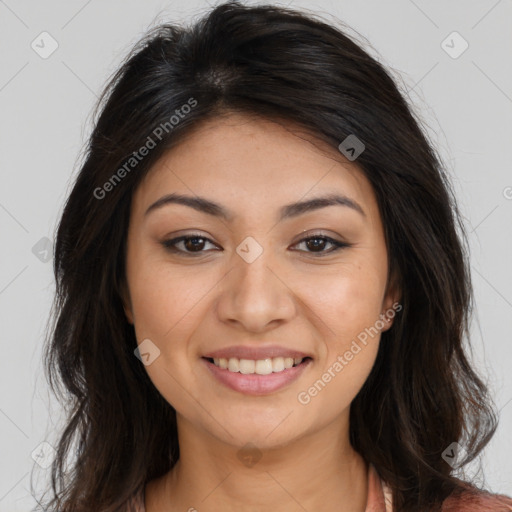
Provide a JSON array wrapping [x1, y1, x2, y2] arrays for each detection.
[[292, 234, 350, 255], [161, 233, 350, 257], [161, 234, 219, 255]]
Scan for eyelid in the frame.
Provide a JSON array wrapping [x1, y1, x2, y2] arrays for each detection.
[[161, 233, 219, 254], [290, 233, 350, 255], [160, 230, 351, 256]]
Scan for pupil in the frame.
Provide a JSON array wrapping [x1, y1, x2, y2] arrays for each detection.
[[307, 238, 324, 251], [186, 237, 204, 251]]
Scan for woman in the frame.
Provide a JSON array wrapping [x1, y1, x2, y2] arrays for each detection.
[[41, 1, 512, 511]]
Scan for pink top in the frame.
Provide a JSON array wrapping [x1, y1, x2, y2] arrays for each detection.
[[125, 463, 512, 511]]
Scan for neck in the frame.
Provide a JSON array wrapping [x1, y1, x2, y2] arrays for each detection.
[[147, 416, 369, 512]]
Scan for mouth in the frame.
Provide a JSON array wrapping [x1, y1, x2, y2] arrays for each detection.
[[201, 356, 313, 395], [203, 356, 312, 374]]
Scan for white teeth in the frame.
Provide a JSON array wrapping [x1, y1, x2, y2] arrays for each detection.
[[239, 359, 255, 374], [211, 356, 305, 374], [255, 359, 273, 375], [272, 357, 285, 372], [228, 358, 239, 372]]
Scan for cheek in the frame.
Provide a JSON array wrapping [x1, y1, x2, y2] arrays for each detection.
[[311, 263, 386, 340], [127, 263, 206, 412], [126, 255, 220, 389], [125, 254, 189, 377], [302, 260, 385, 389], [129, 277, 178, 340], [127, 254, 208, 340]]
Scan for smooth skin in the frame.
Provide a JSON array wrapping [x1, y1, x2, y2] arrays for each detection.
[[122, 113, 400, 512]]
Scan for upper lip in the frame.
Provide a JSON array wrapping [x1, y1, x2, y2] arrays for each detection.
[[203, 345, 312, 360]]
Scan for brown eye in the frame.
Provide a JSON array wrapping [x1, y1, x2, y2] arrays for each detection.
[[161, 235, 219, 255], [182, 237, 207, 252], [293, 235, 349, 255]]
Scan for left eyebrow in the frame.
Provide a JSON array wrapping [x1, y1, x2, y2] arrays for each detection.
[[279, 194, 366, 220], [144, 192, 366, 221]]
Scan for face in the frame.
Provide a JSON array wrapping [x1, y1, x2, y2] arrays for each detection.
[[122, 113, 399, 451]]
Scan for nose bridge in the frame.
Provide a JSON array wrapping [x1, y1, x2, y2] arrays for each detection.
[[233, 237, 278, 300], [236, 245, 272, 286], [216, 235, 296, 330]]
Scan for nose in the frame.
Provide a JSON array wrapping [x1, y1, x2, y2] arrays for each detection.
[[215, 245, 297, 333]]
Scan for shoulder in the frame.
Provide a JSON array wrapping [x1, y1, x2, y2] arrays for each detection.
[[442, 487, 512, 512]]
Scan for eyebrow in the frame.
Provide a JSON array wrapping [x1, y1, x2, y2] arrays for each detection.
[[144, 192, 366, 221]]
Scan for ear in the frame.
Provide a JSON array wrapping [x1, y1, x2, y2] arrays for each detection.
[[119, 278, 134, 325], [380, 269, 402, 333]]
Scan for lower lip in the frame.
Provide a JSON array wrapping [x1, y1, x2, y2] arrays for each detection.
[[202, 358, 312, 396]]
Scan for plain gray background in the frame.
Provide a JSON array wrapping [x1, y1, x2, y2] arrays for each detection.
[[0, 0, 511, 510]]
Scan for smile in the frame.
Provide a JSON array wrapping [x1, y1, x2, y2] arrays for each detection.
[[202, 356, 312, 395], [210, 356, 305, 374]]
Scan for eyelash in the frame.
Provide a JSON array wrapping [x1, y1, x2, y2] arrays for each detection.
[[161, 233, 350, 257]]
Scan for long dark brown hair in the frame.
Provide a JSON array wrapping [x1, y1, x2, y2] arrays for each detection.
[[39, 2, 498, 510]]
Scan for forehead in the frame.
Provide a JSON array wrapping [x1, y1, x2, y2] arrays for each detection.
[[132, 113, 379, 224]]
